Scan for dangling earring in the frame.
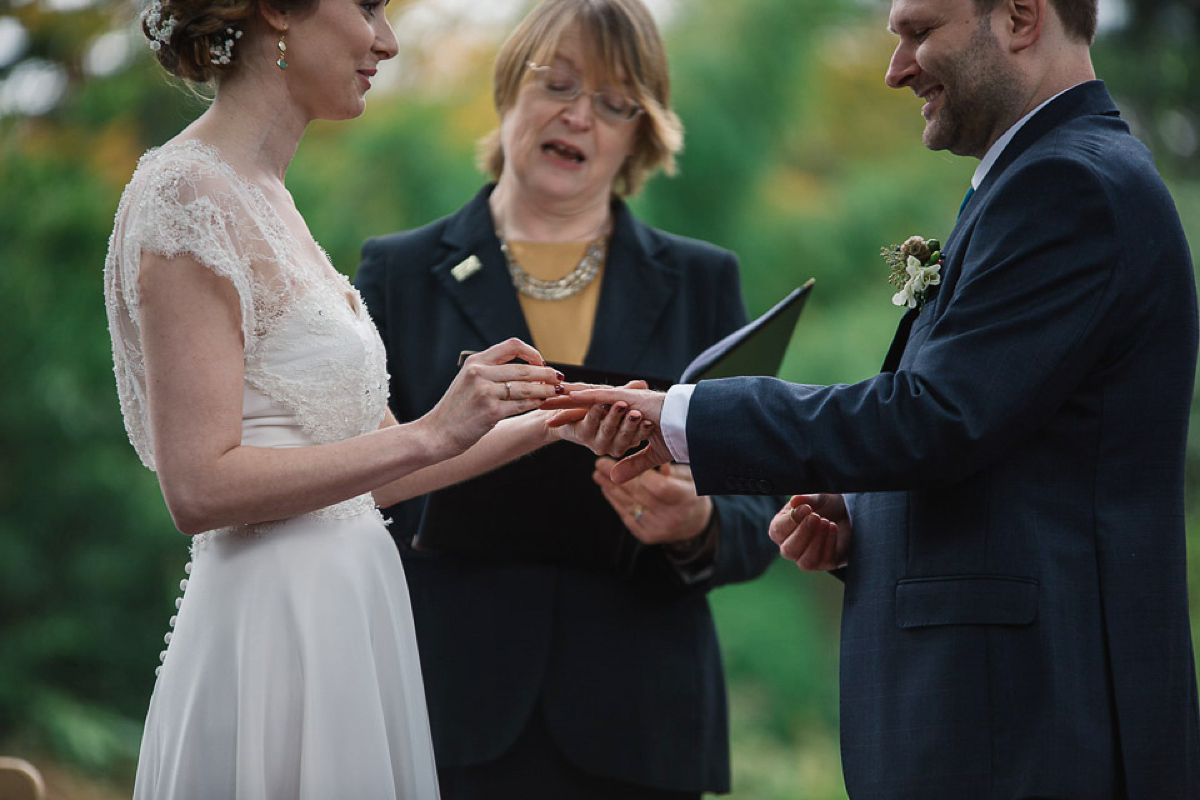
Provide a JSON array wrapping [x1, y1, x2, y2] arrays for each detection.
[[276, 33, 288, 70]]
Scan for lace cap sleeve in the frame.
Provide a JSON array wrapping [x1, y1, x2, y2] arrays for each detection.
[[104, 142, 272, 469]]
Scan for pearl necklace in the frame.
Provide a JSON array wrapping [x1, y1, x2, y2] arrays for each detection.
[[499, 236, 607, 301]]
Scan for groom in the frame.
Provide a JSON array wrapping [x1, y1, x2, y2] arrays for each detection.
[[547, 0, 1200, 796]]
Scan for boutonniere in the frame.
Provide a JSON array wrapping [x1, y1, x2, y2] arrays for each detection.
[[883, 235, 942, 310]]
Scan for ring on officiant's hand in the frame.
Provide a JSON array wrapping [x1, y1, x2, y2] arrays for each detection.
[[632, 504, 645, 521], [503, 381, 512, 401]]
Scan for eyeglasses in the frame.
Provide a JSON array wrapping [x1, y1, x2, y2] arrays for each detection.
[[526, 61, 643, 124]]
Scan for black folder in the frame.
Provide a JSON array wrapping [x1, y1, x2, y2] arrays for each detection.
[[412, 280, 814, 574], [681, 279, 813, 382]]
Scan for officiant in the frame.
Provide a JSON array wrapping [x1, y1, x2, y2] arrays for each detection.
[[354, 0, 780, 796]]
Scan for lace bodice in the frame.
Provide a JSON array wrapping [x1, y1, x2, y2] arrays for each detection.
[[104, 139, 388, 471]]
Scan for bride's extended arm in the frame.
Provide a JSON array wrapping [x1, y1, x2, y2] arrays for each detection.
[[141, 251, 560, 536], [370, 395, 651, 508]]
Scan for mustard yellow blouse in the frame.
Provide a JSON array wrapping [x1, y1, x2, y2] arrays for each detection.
[[505, 239, 605, 365]]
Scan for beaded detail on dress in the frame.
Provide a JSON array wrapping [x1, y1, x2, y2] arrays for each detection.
[[191, 493, 383, 551]]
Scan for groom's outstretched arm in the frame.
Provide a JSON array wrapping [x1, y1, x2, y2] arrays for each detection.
[[545, 386, 674, 482]]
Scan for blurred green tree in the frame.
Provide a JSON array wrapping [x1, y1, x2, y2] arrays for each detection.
[[1096, 0, 1199, 178]]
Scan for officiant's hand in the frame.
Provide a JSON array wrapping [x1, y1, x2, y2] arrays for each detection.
[[549, 381, 654, 457], [543, 387, 673, 482], [770, 494, 851, 571], [593, 459, 713, 546]]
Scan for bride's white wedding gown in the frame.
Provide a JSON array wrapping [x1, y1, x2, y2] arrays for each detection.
[[105, 139, 439, 799]]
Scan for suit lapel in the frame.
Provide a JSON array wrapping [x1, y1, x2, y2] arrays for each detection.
[[583, 200, 682, 372], [986, 80, 1118, 192], [879, 81, 1120, 373], [881, 308, 919, 372], [429, 190, 682, 369], [947, 81, 1117, 247], [431, 186, 533, 347]]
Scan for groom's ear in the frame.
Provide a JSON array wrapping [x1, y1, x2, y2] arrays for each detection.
[[1000, 0, 1046, 53]]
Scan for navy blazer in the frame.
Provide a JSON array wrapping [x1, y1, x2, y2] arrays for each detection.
[[684, 82, 1200, 798], [355, 186, 779, 793]]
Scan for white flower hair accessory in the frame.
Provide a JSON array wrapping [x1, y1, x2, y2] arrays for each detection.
[[142, 0, 243, 66], [142, 0, 178, 52], [210, 27, 244, 65], [883, 235, 943, 310]]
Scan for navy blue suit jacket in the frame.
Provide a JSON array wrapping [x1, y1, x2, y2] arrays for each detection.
[[355, 186, 779, 792], [684, 82, 1200, 798]]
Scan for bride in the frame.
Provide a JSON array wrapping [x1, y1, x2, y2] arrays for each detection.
[[104, 0, 647, 797]]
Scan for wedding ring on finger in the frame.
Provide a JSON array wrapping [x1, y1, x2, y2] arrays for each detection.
[[503, 381, 512, 401], [632, 504, 645, 521]]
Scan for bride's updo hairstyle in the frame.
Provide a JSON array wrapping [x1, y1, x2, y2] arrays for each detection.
[[141, 0, 315, 83]]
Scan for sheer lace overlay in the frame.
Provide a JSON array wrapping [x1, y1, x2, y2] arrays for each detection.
[[104, 139, 388, 471]]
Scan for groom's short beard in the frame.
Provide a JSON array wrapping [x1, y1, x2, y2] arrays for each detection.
[[924, 17, 1025, 158]]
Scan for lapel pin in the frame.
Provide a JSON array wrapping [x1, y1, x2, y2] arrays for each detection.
[[450, 255, 482, 283]]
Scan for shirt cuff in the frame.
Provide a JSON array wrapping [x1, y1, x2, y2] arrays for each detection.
[[662, 383, 694, 463]]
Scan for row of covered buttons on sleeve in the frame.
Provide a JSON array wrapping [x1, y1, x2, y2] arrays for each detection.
[[724, 476, 774, 494]]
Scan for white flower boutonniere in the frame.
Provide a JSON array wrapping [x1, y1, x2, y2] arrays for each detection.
[[883, 235, 942, 310]]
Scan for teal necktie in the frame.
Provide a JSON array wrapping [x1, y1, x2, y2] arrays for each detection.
[[957, 185, 976, 219]]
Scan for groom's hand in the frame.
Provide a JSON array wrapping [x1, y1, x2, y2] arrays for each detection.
[[544, 387, 672, 482], [770, 494, 851, 571]]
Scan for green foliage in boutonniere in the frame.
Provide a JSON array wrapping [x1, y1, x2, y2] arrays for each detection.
[[883, 235, 943, 310]]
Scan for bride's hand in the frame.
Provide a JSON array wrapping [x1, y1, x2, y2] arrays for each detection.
[[548, 380, 653, 457], [417, 338, 564, 458]]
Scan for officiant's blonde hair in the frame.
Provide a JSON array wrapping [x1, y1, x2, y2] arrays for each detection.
[[477, 0, 683, 197]]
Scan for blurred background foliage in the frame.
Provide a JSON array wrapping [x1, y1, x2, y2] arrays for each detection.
[[1, 0, 1198, 797]]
